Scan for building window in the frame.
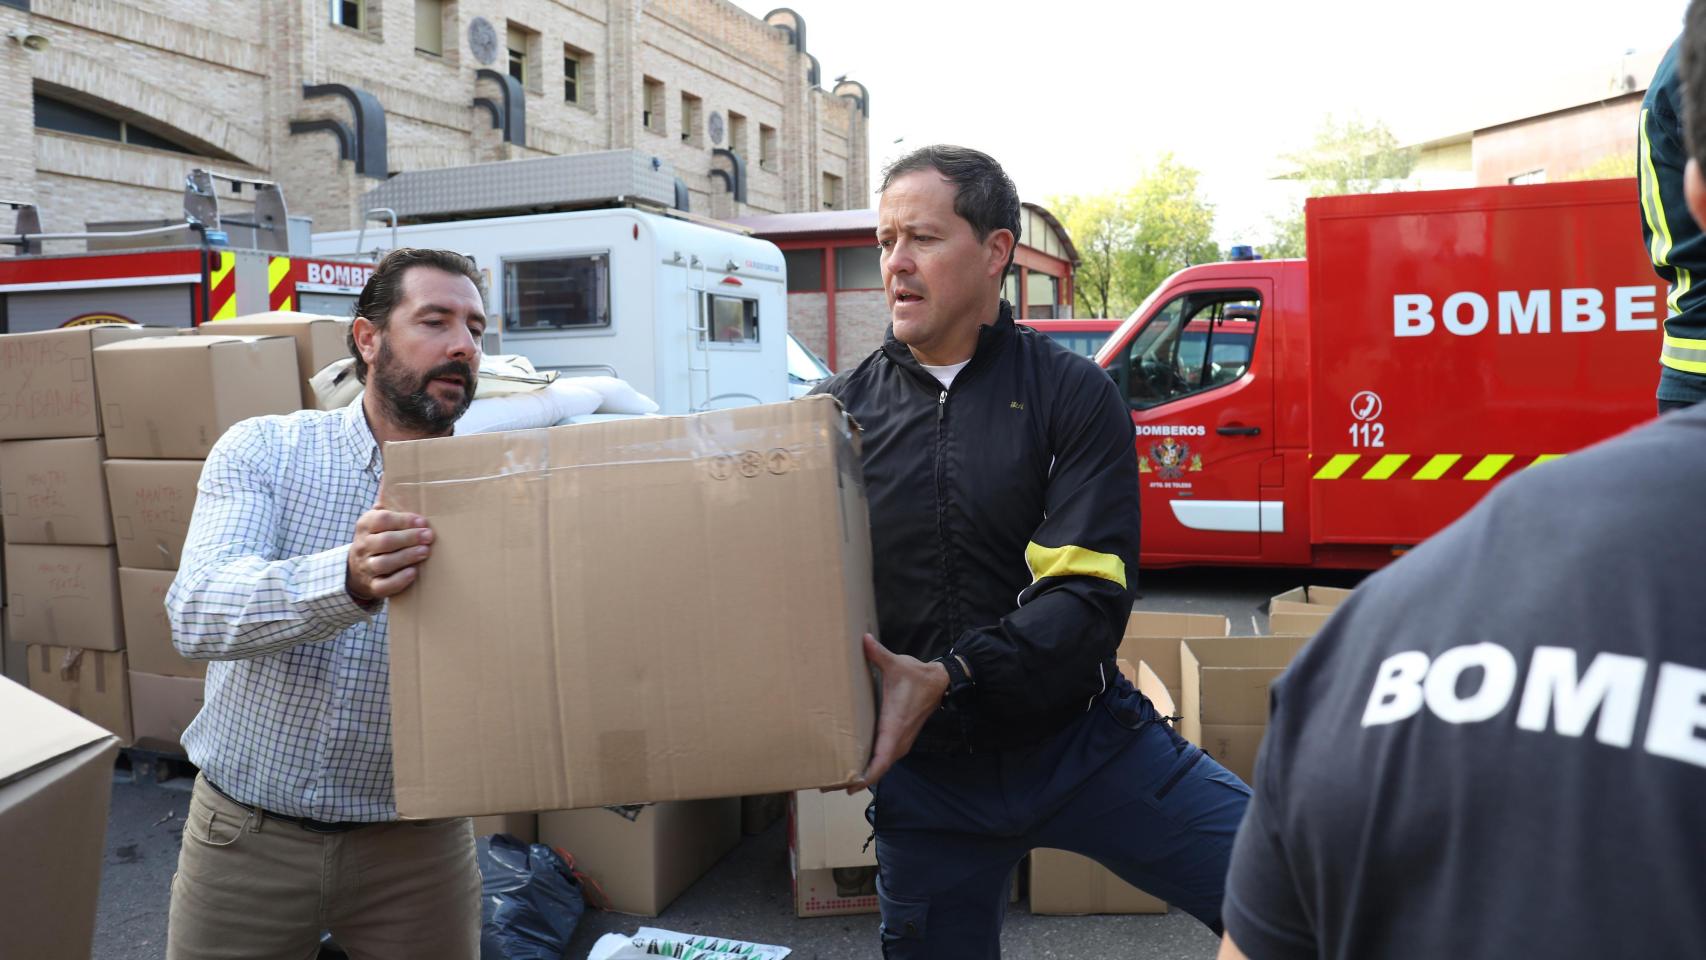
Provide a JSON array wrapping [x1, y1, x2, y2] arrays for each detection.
[[563, 50, 580, 103], [331, 0, 364, 30], [643, 77, 664, 135], [504, 254, 610, 331], [728, 111, 748, 157], [506, 24, 541, 93], [415, 0, 443, 55], [1026, 272, 1060, 319], [836, 246, 882, 290], [34, 93, 201, 156], [783, 248, 823, 292], [759, 123, 777, 171], [1509, 169, 1547, 186], [704, 293, 759, 345], [822, 172, 843, 210], [680, 92, 703, 147]]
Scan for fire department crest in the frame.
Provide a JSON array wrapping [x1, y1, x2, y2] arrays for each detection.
[[1139, 437, 1203, 480]]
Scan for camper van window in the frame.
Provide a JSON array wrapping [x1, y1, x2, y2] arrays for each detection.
[[504, 254, 611, 331], [705, 294, 759, 345]]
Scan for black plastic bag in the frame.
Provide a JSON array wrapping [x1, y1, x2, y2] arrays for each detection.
[[477, 834, 587, 960]]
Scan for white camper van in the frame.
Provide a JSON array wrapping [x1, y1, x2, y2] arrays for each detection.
[[310, 152, 804, 414]]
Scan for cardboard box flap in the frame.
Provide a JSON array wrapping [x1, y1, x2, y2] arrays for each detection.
[[0, 677, 114, 786], [1270, 586, 1353, 613], [385, 396, 876, 815], [1135, 661, 1175, 718], [1122, 611, 1232, 639]]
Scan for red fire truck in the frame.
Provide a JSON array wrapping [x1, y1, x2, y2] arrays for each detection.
[[0, 170, 374, 332], [1096, 178, 1657, 569]]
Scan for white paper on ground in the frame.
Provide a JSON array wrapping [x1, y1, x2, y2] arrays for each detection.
[[587, 927, 791, 960]]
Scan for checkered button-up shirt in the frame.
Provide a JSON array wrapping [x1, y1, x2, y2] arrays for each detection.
[[168, 396, 397, 821]]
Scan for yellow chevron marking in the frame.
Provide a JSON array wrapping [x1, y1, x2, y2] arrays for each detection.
[[1361, 454, 1411, 480], [1313, 454, 1361, 480], [1412, 454, 1462, 481], [1464, 454, 1515, 481]]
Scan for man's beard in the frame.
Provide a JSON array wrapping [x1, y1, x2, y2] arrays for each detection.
[[372, 339, 476, 436]]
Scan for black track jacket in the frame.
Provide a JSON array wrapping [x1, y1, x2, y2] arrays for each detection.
[[814, 301, 1140, 749]]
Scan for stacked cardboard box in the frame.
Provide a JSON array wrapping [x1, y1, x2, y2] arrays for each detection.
[[1179, 636, 1311, 784], [790, 787, 877, 918], [1030, 660, 1171, 916], [196, 312, 351, 410], [1, 325, 163, 739], [1, 676, 124, 960], [538, 800, 742, 916], [88, 333, 300, 753], [1267, 585, 1354, 636]]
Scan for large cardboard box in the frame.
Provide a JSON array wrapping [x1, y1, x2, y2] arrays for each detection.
[[0, 325, 164, 440], [1117, 610, 1231, 704], [5, 544, 124, 651], [0, 438, 114, 545], [26, 645, 132, 744], [471, 813, 538, 843], [1179, 636, 1310, 784], [794, 863, 879, 918], [127, 671, 203, 754], [0, 677, 123, 960], [1030, 848, 1166, 915], [93, 335, 300, 459], [105, 459, 202, 569], [118, 567, 201, 678], [538, 799, 741, 916], [789, 787, 876, 917], [199, 312, 351, 409], [1268, 585, 1352, 636], [386, 397, 878, 816], [1029, 660, 1168, 916]]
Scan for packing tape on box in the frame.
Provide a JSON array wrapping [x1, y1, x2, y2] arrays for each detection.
[[384, 421, 845, 495]]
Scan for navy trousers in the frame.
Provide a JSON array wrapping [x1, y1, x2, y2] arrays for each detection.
[[867, 674, 1251, 958]]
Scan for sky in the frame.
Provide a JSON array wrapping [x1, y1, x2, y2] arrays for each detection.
[[731, 0, 1687, 248]]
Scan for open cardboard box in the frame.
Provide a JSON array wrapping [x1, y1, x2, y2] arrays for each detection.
[[1179, 636, 1310, 783], [1268, 586, 1354, 636], [0, 677, 122, 960], [1118, 610, 1232, 706]]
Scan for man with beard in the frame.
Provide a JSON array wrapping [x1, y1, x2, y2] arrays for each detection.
[[165, 248, 485, 959]]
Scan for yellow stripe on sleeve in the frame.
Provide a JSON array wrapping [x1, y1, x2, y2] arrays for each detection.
[[1025, 542, 1127, 588]]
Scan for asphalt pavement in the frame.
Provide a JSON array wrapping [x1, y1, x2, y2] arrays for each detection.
[[89, 565, 1366, 960]]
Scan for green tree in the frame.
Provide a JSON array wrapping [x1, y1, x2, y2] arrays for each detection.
[[1052, 154, 1218, 318], [1264, 117, 1418, 259]]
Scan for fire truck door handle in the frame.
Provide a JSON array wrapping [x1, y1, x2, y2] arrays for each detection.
[[1217, 425, 1261, 437]]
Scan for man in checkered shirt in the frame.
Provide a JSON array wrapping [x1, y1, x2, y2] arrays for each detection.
[[165, 247, 487, 959]]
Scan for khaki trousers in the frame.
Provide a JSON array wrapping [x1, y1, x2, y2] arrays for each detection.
[[166, 774, 481, 960]]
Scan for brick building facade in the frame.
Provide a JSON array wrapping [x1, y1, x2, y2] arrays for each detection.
[[0, 0, 869, 250]]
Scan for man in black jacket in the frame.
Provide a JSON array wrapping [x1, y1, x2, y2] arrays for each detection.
[[815, 145, 1250, 958]]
